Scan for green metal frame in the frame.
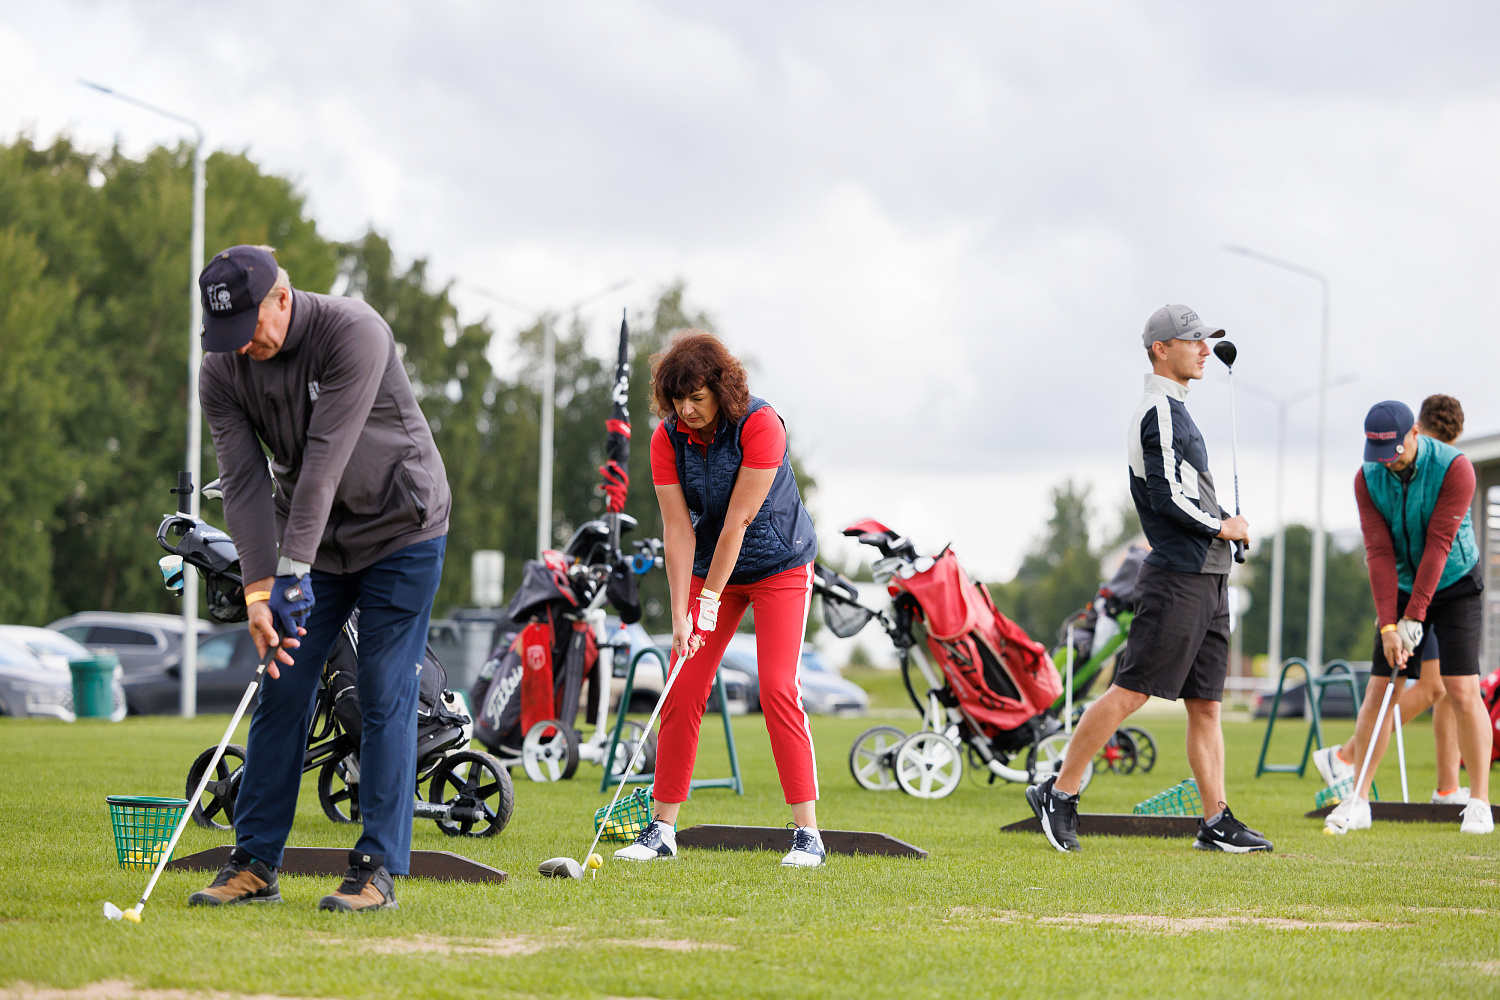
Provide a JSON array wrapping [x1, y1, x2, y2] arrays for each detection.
[[599, 647, 743, 795], [1255, 659, 1365, 777], [1049, 611, 1133, 714]]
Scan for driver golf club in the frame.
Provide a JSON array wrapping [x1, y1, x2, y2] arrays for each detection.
[[540, 646, 691, 880], [105, 641, 279, 922], [1212, 340, 1247, 564], [1345, 648, 1417, 819]]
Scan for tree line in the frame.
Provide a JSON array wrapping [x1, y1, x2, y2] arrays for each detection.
[[0, 134, 751, 633]]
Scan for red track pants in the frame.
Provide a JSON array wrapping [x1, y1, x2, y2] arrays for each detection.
[[654, 563, 819, 805]]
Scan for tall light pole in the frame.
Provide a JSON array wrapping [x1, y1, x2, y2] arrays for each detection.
[[83, 81, 207, 718], [1222, 246, 1331, 675], [1237, 374, 1356, 672], [466, 278, 631, 557]]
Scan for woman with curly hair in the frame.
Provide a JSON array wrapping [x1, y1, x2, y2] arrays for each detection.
[[614, 330, 825, 868]]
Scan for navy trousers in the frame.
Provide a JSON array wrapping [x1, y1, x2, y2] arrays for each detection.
[[235, 536, 445, 875]]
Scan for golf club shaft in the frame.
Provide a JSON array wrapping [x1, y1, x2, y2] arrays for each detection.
[[1394, 703, 1408, 803], [583, 647, 691, 864], [133, 643, 275, 913], [1225, 368, 1246, 564], [1351, 671, 1398, 803]]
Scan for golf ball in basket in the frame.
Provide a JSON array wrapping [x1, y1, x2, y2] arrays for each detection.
[[586, 853, 603, 870]]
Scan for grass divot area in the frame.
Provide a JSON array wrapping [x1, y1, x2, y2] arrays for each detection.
[[2, 711, 1498, 998]]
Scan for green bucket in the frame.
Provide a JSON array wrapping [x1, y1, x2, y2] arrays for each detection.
[[107, 795, 188, 871], [594, 787, 654, 843], [71, 654, 117, 720]]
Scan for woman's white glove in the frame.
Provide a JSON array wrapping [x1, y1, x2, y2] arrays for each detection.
[[695, 591, 721, 633], [1396, 618, 1425, 654]]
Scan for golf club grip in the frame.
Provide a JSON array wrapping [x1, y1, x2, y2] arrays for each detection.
[[1233, 539, 1246, 563]]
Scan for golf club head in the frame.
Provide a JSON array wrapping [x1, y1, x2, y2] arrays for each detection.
[[1213, 340, 1237, 368], [538, 857, 584, 880], [103, 901, 123, 921]]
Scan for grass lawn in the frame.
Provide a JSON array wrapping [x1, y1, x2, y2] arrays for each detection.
[[1, 703, 1498, 999]]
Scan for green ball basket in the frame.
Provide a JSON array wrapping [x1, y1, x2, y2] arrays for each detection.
[[1314, 777, 1378, 811], [594, 787, 653, 844], [107, 795, 188, 871], [1132, 779, 1202, 817]]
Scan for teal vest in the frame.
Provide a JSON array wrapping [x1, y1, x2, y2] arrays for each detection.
[[1361, 435, 1478, 593]]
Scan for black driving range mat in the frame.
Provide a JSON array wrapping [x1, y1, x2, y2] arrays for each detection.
[[1303, 801, 1487, 823], [166, 846, 507, 883], [1001, 813, 1200, 837], [676, 825, 927, 858]]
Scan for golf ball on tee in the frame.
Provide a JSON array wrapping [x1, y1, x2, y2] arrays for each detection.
[[123, 907, 142, 923], [586, 853, 603, 870]]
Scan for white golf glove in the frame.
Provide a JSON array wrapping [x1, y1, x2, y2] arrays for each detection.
[[1396, 618, 1424, 654], [695, 591, 721, 633]]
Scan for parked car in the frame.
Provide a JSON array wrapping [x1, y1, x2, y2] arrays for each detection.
[[0, 624, 126, 722], [603, 620, 748, 714], [1253, 665, 1370, 719], [0, 635, 75, 721], [650, 634, 854, 715], [47, 612, 222, 678], [115, 626, 264, 716]]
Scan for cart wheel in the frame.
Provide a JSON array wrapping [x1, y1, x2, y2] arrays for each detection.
[[427, 749, 514, 837], [1094, 729, 1139, 775], [1026, 733, 1094, 793], [317, 754, 361, 824], [522, 719, 580, 782], [606, 721, 657, 777], [893, 731, 963, 799], [1122, 725, 1157, 773], [186, 743, 245, 830], [964, 745, 1004, 788], [849, 725, 905, 791]]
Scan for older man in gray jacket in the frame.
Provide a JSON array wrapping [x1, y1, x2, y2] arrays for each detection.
[[189, 245, 449, 913]]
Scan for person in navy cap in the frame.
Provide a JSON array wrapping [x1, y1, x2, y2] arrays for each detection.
[[1320, 400, 1492, 835], [188, 245, 453, 910]]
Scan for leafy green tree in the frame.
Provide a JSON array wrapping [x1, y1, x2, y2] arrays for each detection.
[[1240, 524, 1376, 665], [989, 481, 1102, 644]]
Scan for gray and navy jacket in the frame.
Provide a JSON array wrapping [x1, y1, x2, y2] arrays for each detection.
[[663, 396, 817, 585], [1127, 374, 1232, 576], [201, 288, 451, 582]]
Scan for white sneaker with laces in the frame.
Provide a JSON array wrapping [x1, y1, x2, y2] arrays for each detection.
[[1460, 800, 1494, 835], [614, 820, 677, 861], [1324, 796, 1371, 835], [1432, 787, 1472, 805], [1313, 745, 1354, 788], [780, 826, 826, 868]]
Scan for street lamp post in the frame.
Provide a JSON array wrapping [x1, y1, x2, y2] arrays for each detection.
[[1222, 245, 1332, 676], [83, 81, 207, 718]]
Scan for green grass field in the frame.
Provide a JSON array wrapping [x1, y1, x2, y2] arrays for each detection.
[[1, 700, 1497, 999]]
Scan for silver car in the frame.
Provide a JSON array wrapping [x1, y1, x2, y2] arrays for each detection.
[[0, 635, 76, 721], [0, 625, 127, 722], [47, 611, 221, 678]]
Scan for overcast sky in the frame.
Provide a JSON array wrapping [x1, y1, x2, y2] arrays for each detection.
[[5, 2, 1499, 579]]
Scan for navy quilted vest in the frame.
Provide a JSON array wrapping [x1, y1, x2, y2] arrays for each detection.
[[665, 396, 818, 584]]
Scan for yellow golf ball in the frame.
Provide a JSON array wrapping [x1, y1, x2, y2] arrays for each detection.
[[586, 853, 603, 870], [122, 908, 142, 923]]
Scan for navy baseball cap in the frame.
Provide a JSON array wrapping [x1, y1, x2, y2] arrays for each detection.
[[199, 246, 279, 352], [1142, 304, 1225, 348], [1364, 400, 1415, 462]]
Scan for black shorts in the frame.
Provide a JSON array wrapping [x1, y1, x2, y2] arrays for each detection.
[[1371, 568, 1482, 678], [1114, 562, 1229, 702]]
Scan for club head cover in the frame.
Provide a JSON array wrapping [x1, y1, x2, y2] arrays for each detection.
[[538, 857, 584, 879]]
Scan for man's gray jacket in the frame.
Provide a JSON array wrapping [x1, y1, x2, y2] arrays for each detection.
[[200, 288, 450, 583]]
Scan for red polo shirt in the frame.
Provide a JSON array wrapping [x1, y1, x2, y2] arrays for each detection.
[[651, 407, 785, 486]]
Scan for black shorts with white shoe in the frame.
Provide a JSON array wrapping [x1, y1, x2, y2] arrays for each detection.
[[1112, 562, 1229, 702], [1371, 567, 1482, 679]]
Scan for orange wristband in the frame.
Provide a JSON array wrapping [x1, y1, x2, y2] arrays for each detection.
[[245, 590, 272, 605], [1379, 624, 1397, 634]]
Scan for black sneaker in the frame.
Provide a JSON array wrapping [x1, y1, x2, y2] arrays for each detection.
[[318, 851, 399, 912], [1025, 776, 1080, 852], [1194, 804, 1273, 854], [188, 847, 281, 906]]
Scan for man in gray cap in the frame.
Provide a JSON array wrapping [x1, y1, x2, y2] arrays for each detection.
[[1028, 304, 1271, 854]]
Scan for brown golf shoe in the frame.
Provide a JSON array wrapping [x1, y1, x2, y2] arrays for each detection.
[[317, 851, 398, 912], [187, 847, 281, 906]]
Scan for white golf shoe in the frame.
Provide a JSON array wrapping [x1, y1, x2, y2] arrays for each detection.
[[614, 820, 677, 861], [1313, 745, 1354, 788], [1324, 796, 1372, 835], [780, 826, 826, 868], [1460, 800, 1494, 835], [1432, 787, 1472, 805]]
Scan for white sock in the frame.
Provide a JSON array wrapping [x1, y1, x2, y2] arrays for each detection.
[[654, 820, 676, 846]]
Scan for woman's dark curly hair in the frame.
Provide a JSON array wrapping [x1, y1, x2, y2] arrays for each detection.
[[1419, 394, 1464, 444], [651, 330, 750, 425]]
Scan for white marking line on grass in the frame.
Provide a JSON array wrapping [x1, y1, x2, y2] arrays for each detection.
[[318, 934, 735, 956], [0, 983, 320, 1000], [948, 907, 1406, 934]]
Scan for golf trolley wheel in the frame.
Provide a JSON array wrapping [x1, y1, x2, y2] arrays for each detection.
[[1122, 725, 1157, 773], [317, 754, 361, 824], [186, 743, 245, 830], [427, 749, 514, 838], [1093, 729, 1139, 775], [893, 731, 963, 799], [1026, 733, 1093, 793], [521, 719, 580, 782], [607, 720, 657, 778], [848, 725, 905, 791]]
